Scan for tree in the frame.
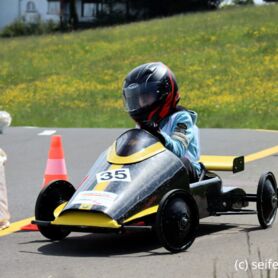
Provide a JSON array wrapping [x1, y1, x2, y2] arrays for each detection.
[[69, 0, 79, 29], [59, 0, 66, 30], [59, 0, 78, 30]]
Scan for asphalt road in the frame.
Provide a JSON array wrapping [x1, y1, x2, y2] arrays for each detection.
[[0, 127, 277, 278]]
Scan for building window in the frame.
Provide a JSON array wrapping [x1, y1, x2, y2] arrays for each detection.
[[48, 0, 60, 15], [26, 1, 36, 13], [82, 1, 97, 17]]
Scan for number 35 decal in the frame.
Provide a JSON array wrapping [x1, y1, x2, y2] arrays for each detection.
[[96, 168, 131, 183]]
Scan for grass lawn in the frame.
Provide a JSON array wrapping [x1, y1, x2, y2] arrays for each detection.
[[0, 5, 277, 129]]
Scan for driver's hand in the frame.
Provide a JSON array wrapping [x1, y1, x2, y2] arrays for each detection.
[[140, 121, 166, 145]]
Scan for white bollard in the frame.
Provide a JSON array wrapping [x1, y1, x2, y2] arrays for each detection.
[[0, 111, 12, 134], [0, 148, 10, 230]]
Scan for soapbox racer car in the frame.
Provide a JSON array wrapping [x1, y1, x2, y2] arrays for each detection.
[[33, 129, 277, 253]]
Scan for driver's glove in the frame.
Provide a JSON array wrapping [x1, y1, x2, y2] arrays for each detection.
[[140, 121, 166, 145]]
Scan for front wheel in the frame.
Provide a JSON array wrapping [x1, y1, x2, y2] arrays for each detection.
[[155, 189, 199, 253], [35, 180, 76, 240]]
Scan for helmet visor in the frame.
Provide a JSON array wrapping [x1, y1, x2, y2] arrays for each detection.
[[123, 82, 161, 112]]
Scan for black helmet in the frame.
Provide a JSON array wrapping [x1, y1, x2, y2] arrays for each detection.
[[122, 62, 180, 124]]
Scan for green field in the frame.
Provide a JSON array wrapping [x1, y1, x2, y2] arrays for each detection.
[[0, 5, 277, 128]]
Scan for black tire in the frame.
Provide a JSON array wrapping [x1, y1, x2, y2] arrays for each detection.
[[35, 180, 76, 240], [155, 189, 199, 253], [257, 172, 277, 229]]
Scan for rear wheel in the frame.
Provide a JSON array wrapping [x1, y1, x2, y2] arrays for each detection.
[[35, 180, 76, 240], [257, 172, 277, 229], [155, 190, 199, 253]]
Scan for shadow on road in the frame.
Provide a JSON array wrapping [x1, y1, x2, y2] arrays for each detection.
[[20, 222, 259, 258]]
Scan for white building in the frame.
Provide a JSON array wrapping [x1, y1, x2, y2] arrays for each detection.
[[0, 0, 113, 30], [0, 0, 60, 29]]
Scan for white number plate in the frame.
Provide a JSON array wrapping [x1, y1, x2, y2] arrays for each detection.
[[96, 168, 131, 184]]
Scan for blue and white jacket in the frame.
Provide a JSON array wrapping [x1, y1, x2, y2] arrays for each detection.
[[159, 110, 201, 175]]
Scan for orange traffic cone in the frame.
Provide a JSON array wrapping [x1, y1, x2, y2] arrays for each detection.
[[42, 135, 68, 187], [20, 221, 38, 231], [21, 135, 68, 232]]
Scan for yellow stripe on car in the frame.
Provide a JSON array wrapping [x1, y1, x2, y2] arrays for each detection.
[[199, 155, 244, 172], [51, 211, 120, 229], [54, 202, 67, 218], [107, 142, 165, 164], [93, 164, 123, 191], [123, 205, 159, 224]]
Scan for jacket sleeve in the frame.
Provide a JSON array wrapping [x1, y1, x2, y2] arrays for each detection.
[[160, 113, 194, 158]]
